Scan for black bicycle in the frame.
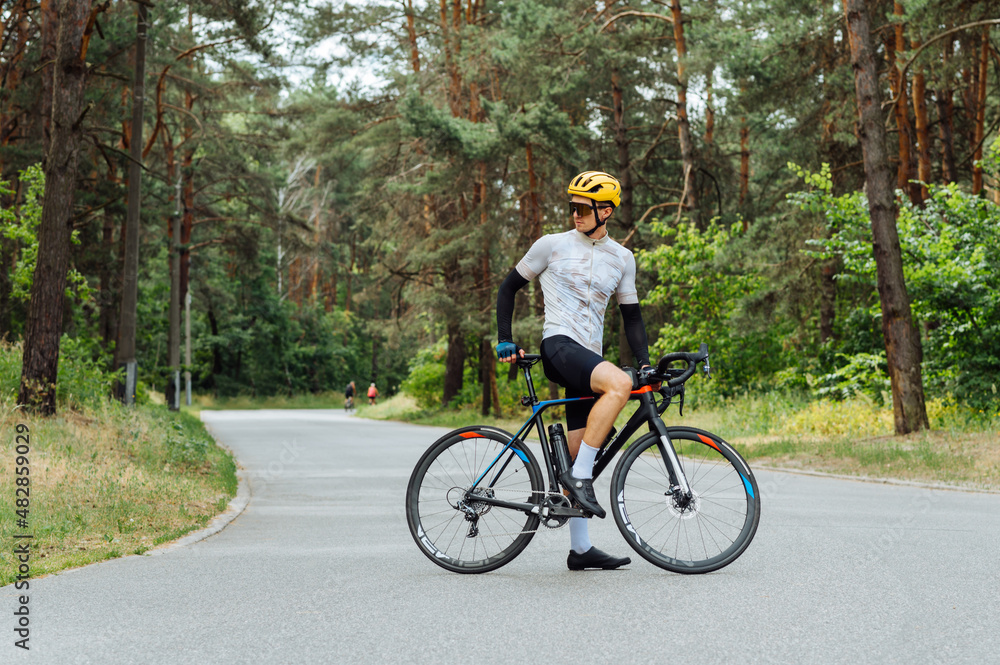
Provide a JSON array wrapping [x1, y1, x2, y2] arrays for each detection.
[[405, 344, 760, 574]]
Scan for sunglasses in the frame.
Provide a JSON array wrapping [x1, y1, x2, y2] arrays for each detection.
[[569, 201, 596, 217]]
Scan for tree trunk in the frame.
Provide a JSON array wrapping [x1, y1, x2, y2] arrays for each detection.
[[207, 300, 221, 391], [739, 100, 749, 224], [115, 2, 147, 404], [525, 141, 542, 242], [886, 6, 918, 203], [345, 238, 354, 313], [936, 88, 957, 184], [181, 89, 194, 309], [936, 36, 957, 184], [98, 209, 118, 349], [1, 1, 32, 178], [972, 27, 989, 195], [404, 0, 420, 73], [844, 0, 929, 435], [0, 0, 29, 336], [310, 166, 322, 300], [818, 7, 840, 344], [819, 261, 837, 343], [611, 66, 636, 367], [476, 164, 500, 417], [19, 0, 94, 414], [670, 0, 696, 214], [168, 193, 181, 409], [911, 35, 932, 202], [442, 318, 465, 406], [704, 65, 715, 150], [480, 337, 500, 417], [0, 225, 16, 337]]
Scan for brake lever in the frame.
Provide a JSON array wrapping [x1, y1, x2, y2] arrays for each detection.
[[703, 354, 712, 379], [638, 365, 658, 385]]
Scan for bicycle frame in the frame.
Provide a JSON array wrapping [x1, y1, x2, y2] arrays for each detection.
[[466, 358, 690, 517]]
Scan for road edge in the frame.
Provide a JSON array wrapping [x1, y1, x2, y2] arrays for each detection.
[[146, 462, 250, 556], [755, 464, 1000, 494], [146, 421, 251, 556]]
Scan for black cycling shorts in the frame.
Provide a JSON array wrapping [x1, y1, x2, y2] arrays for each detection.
[[539, 335, 604, 431]]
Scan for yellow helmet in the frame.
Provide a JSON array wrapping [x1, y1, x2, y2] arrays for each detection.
[[567, 171, 621, 208]]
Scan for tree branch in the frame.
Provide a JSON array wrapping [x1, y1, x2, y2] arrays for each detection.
[[600, 10, 673, 33], [888, 19, 1000, 107]]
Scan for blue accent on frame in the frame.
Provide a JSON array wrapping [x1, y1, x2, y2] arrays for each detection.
[[470, 395, 595, 486], [531, 396, 595, 415]]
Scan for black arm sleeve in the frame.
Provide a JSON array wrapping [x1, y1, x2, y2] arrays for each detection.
[[619, 303, 651, 367], [497, 269, 530, 343]]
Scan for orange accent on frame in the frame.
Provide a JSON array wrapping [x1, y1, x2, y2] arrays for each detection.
[[630, 386, 653, 395], [698, 433, 721, 451]]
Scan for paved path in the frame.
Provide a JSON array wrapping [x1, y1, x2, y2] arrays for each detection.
[[4, 409, 999, 664]]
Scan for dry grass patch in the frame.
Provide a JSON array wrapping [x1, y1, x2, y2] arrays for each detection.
[[0, 401, 236, 584]]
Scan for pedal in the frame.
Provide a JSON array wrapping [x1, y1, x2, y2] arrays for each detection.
[[549, 503, 586, 518]]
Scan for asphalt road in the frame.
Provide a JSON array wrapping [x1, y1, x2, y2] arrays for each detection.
[[4, 409, 999, 664]]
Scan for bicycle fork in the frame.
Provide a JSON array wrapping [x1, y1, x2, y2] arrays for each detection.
[[652, 422, 692, 498], [631, 393, 693, 503]]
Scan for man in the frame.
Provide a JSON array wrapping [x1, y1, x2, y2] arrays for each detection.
[[495, 170, 653, 571]]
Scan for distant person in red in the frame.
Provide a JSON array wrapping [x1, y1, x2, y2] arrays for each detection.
[[367, 382, 379, 405]]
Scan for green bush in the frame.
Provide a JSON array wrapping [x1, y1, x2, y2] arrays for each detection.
[[57, 335, 122, 409], [638, 218, 787, 394], [0, 337, 126, 411], [790, 163, 1000, 413], [810, 351, 890, 405], [0, 340, 19, 404], [401, 340, 448, 409], [403, 361, 447, 409]]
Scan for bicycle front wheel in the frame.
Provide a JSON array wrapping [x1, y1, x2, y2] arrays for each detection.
[[611, 427, 760, 574], [406, 426, 543, 574]]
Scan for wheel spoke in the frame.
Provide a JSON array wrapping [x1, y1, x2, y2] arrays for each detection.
[[407, 429, 542, 573], [613, 431, 759, 574]]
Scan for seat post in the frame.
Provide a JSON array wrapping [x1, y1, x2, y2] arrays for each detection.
[[522, 364, 539, 405]]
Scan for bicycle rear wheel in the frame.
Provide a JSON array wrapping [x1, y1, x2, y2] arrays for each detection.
[[406, 426, 543, 574], [611, 427, 760, 574]]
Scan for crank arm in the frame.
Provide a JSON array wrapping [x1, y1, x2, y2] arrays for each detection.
[[465, 495, 586, 519], [546, 504, 587, 517]]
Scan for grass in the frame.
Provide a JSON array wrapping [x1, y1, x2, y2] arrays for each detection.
[[184, 386, 999, 490], [361, 390, 1000, 491], [190, 391, 348, 412], [0, 399, 237, 585]]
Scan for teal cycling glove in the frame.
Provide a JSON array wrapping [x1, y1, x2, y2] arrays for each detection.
[[495, 342, 521, 360]]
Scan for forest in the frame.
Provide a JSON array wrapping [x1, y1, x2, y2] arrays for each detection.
[[2, 0, 999, 435]]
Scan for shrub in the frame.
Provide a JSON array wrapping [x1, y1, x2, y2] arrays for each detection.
[[790, 163, 1000, 412], [0, 336, 125, 411]]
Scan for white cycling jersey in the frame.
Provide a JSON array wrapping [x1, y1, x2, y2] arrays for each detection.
[[516, 229, 638, 355]]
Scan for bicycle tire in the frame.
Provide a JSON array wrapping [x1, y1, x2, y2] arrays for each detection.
[[611, 427, 760, 574], [406, 426, 543, 574]]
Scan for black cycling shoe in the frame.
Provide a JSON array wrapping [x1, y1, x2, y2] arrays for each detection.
[[559, 471, 606, 519], [567, 547, 631, 571]]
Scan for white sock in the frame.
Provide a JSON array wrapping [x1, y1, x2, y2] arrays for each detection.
[[572, 441, 599, 479], [569, 517, 592, 554]]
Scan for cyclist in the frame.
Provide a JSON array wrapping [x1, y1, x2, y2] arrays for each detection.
[[345, 381, 356, 411], [496, 170, 655, 572], [367, 382, 379, 405]]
